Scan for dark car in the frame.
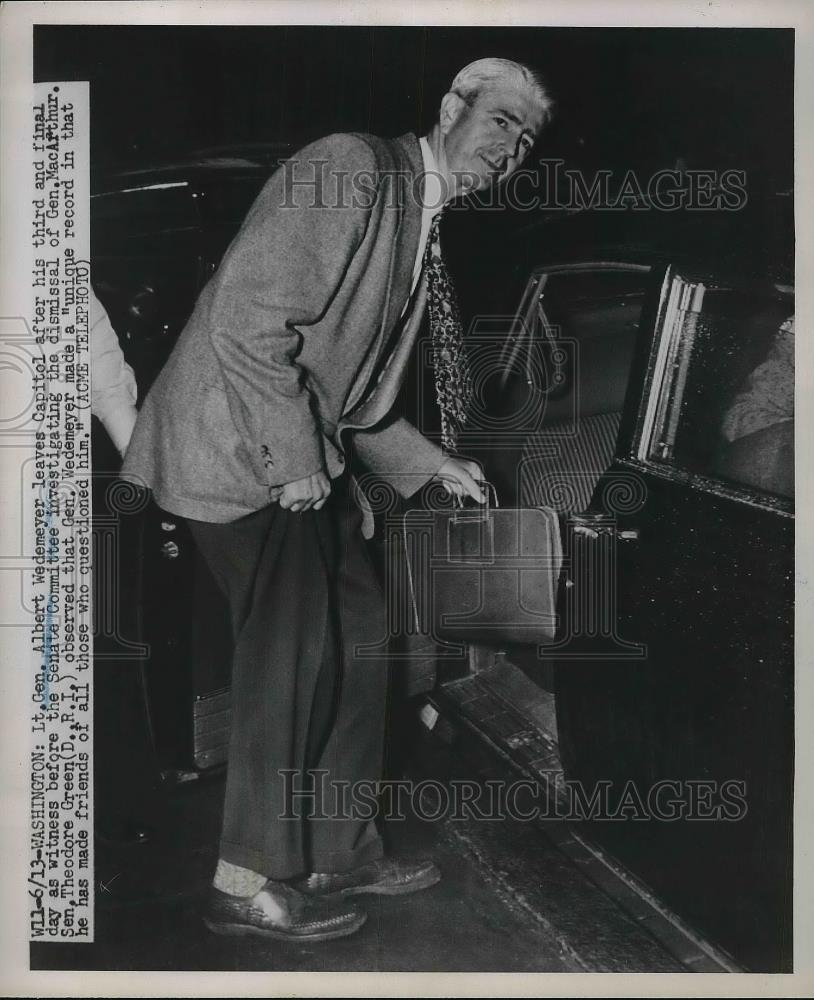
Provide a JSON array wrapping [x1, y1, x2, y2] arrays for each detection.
[[431, 191, 793, 972], [91, 154, 794, 972], [91, 144, 293, 396], [471, 253, 793, 973]]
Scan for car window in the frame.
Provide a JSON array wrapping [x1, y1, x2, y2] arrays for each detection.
[[91, 182, 198, 238], [502, 266, 652, 428], [489, 265, 654, 510], [92, 182, 205, 394], [195, 172, 271, 265], [637, 271, 794, 499], [92, 230, 205, 398], [196, 172, 270, 228]]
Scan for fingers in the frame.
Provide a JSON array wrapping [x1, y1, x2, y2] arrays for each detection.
[[296, 476, 319, 513], [437, 466, 466, 500], [311, 472, 332, 511], [457, 467, 486, 503], [278, 478, 309, 511], [436, 460, 486, 504], [277, 472, 332, 512], [456, 459, 486, 502], [462, 459, 485, 483]]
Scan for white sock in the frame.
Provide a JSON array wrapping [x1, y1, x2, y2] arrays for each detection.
[[213, 858, 267, 897]]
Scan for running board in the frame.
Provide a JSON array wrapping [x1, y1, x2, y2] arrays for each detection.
[[430, 666, 743, 974]]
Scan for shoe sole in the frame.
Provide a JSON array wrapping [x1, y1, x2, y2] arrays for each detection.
[[203, 910, 366, 942], [337, 867, 441, 897]]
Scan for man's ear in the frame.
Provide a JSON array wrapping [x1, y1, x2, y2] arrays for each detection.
[[439, 92, 467, 134]]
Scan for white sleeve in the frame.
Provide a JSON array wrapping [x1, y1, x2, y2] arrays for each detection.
[[720, 316, 794, 443], [90, 288, 139, 457]]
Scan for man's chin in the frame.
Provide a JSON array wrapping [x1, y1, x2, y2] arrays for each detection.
[[477, 175, 503, 194], [461, 174, 497, 196], [452, 169, 489, 196]]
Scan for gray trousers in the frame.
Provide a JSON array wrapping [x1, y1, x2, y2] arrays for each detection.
[[188, 480, 389, 879]]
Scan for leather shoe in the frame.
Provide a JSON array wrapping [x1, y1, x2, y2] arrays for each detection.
[[294, 856, 441, 897], [203, 880, 366, 941]]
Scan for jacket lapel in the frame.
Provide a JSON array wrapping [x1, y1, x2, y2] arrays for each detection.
[[344, 133, 424, 415], [341, 278, 428, 433], [379, 144, 423, 351]]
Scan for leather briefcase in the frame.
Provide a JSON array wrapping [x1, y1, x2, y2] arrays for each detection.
[[400, 484, 563, 646]]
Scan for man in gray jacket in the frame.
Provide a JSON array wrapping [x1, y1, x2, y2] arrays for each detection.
[[122, 57, 551, 941]]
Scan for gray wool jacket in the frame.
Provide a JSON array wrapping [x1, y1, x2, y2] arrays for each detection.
[[120, 130, 446, 523]]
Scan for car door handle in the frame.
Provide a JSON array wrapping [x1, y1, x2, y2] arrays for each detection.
[[572, 524, 601, 539], [570, 520, 640, 542]]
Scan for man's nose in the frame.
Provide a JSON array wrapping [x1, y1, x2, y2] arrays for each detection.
[[510, 133, 527, 161], [493, 138, 512, 162], [494, 135, 521, 163]]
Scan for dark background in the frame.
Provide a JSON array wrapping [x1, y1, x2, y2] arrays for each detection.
[[33, 25, 796, 320], [34, 25, 792, 187]]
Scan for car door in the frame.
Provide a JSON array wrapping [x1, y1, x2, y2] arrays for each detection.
[[554, 267, 794, 971], [91, 173, 235, 776], [91, 178, 208, 397]]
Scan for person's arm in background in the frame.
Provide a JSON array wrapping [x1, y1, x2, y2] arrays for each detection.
[[720, 315, 794, 444], [90, 287, 138, 458]]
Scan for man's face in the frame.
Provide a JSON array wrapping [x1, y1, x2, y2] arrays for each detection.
[[440, 82, 544, 195]]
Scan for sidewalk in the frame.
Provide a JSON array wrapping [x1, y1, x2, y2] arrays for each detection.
[[32, 693, 699, 975]]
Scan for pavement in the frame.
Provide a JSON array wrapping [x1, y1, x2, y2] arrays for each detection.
[[30, 695, 696, 975]]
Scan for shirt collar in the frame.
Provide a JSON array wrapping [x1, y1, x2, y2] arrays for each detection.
[[419, 136, 446, 217]]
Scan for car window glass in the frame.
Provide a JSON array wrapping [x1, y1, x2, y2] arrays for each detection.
[[490, 266, 653, 511], [196, 172, 269, 228], [505, 267, 651, 427], [92, 231, 204, 398], [91, 183, 197, 237], [638, 273, 794, 499], [195, 173, 271, 263]]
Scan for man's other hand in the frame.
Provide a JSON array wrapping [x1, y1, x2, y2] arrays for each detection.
[[434, 457, 486, 503], [276, 470, 332, 512]]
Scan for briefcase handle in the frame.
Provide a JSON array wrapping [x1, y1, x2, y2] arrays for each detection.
[[452, 479, 499, 521]]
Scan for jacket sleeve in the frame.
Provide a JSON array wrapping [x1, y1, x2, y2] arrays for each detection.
[[352, 414, 446, 498], [206, 134, 375, 487]]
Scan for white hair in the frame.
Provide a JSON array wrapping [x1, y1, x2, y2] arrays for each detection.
[[449, 57, 553, 127]]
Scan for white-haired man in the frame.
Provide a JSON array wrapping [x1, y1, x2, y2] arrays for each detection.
[[122, 57, 552, 941]]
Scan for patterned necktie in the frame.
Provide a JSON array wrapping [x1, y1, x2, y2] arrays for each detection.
[[423, 211, 473, 453]]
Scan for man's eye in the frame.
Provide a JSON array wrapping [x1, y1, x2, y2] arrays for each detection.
[[494, 117, 507, 128]]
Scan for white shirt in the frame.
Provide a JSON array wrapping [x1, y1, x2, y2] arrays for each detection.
[[410, 136, 446, 296], [90, 288, 138, 456]]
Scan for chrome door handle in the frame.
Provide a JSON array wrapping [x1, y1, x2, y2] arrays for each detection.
[[570, 522, 640, 542]]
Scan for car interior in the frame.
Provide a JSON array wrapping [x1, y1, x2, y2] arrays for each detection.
[[456, 264, 793, 761], [673, 289, 794, 499], [508, 265, 650, 514], [441, 262, 656, 721]]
